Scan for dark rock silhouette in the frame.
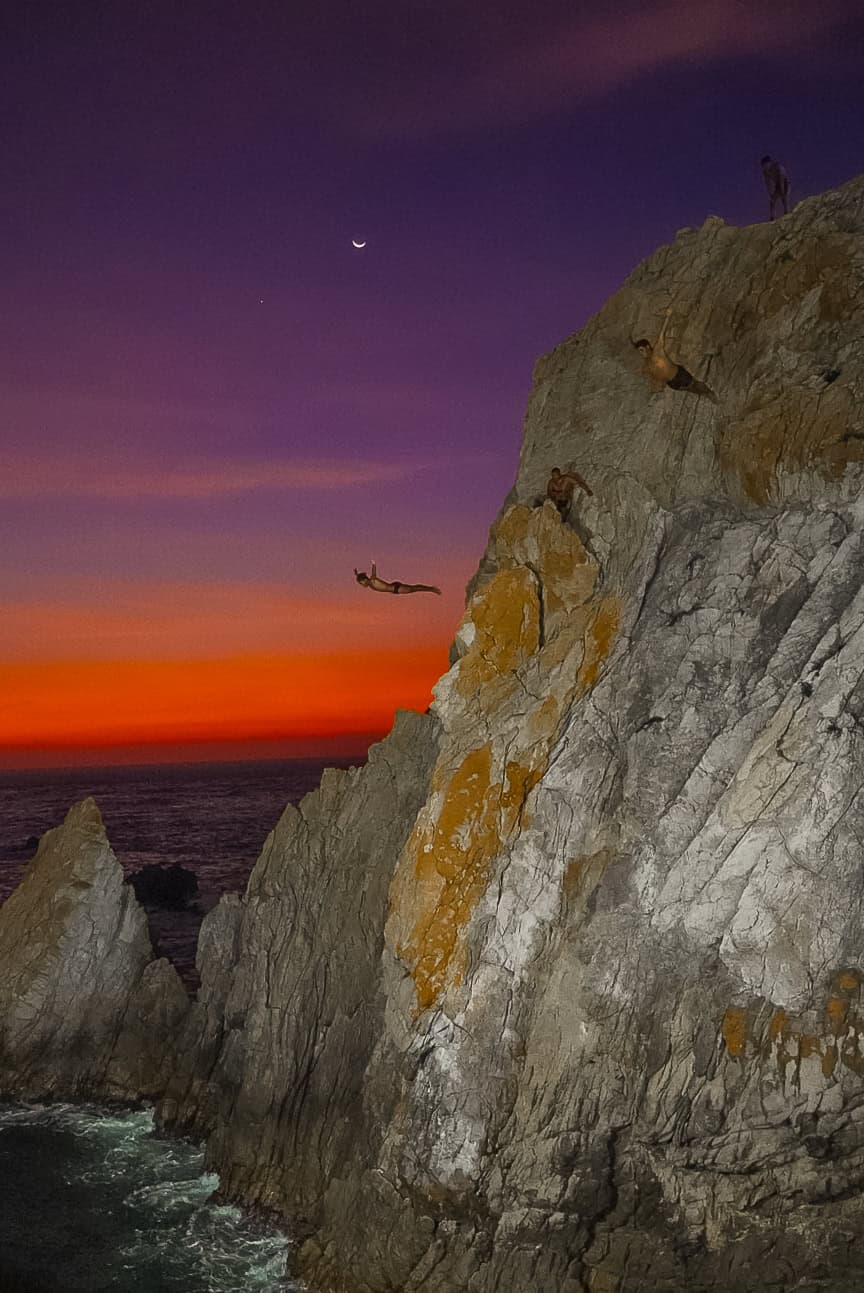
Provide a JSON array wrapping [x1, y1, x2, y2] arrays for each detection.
[[0, 800, 188, 1100], [130, 862, 199, 910]]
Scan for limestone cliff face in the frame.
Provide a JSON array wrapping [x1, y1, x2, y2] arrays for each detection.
[[4, 175, 864, 1292], [0, 799, 187, 1099], [273, 176, 864, 1291]]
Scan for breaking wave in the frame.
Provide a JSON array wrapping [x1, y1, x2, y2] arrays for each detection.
[[0, 1104, 298, 1292]]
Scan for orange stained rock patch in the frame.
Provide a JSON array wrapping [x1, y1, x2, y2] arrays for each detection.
[[577, 596, 622, 689], [723, 978, 864, 1083], [492, 503, 596, 616], [797, 1033, 821, 1061], [457, 567, 540, 695], [493, 505, 533, 552], [721, 1006, 750, 1059], [397, 743, 544, 1012], [769, 1008, 788, 1042], [826, 995, 850, 1035]]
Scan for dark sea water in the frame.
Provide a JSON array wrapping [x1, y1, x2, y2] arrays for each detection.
[[0, 756, 364, 1293], [0, 1104, 297, 1292]]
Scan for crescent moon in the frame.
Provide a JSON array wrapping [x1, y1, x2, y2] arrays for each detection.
[[352, 239, 367, 249]]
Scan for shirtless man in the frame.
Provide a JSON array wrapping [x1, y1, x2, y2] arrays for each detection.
[[761, 155, 790, 220], [546, 466, 593, 519], [633, 310, 718, 403], [354, 563, 441, 595]]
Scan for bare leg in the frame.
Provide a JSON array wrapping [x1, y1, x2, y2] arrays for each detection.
[[685, 379, 719, 404], [395, 583, 441, 595]]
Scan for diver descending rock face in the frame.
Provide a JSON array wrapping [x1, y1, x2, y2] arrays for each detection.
[[633, 309, 719, 403], [546, 466, 593, 519], [761, 154, 791, 220], [354, 562, 441, 595]]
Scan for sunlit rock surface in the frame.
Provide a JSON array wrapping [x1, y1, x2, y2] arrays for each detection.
[[6, 174, 864, 1290], [0, 799, 187, 1099]]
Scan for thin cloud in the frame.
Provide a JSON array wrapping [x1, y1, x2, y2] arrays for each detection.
[[0, 454, 424, 501], [357, 0, 860, 136]]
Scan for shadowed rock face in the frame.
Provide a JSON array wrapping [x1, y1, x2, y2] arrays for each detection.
[[0, 799, 187, 1100], [157, 707, 442, 1216], [5, 177, 864, 1291]]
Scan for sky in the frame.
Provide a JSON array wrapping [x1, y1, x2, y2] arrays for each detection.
[[1, 0, 863, 768]]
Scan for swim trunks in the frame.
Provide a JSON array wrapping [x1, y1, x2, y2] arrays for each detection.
[[391, 581, 403, 594], [667, 366, 694, 391]]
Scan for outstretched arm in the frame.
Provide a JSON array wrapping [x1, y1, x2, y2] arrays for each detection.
[[563, 470, 593, 497], [655, 307, 672, 354]]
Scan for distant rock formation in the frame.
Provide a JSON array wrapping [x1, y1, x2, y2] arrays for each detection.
[[0, 799, 187, 1100], [130, 861, 199, 910], [4, 175, 864, 1291]]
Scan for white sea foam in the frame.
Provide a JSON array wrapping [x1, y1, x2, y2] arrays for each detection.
[[0, 1102, 300, 1291]]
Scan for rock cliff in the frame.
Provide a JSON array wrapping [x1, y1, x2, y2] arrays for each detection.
[[4, 174, 864, 1292], [0, 799, 187, 1099]]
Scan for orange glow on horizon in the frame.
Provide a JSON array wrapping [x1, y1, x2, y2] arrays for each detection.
[[0, 646, 448, 768]]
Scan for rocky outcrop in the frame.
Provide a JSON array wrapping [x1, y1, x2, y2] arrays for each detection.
[[4, 175, 864, 1291], [158, 707, 441, 1217], [0, 799, 187, 1100], [251, 177, 864, 1292]]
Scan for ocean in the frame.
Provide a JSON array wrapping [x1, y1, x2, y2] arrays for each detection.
[[0, 756, 363, 1292]]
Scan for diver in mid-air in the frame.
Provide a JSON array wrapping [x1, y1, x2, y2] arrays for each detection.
[[354, 563, 441, 595], [633, 309, 718, 403]]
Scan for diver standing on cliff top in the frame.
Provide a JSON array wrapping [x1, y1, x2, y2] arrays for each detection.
[[633, 309, 718, 403], [354, 563, 441, 595], [761, 155, 791, 220]]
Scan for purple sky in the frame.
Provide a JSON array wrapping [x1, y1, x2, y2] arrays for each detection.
[[2, 0, 863, 760]]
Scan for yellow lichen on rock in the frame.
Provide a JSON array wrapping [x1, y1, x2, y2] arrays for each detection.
[[577, 597, 622, 689], [457, 567, 540, 696], [826, 995, 849, 1035], [721, 1006, 750, 1059], [722, 974, 864, 1083], [394, 744, 543, 1012], [489, 502, 597, 628], [390, 502, 619, 1013]]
